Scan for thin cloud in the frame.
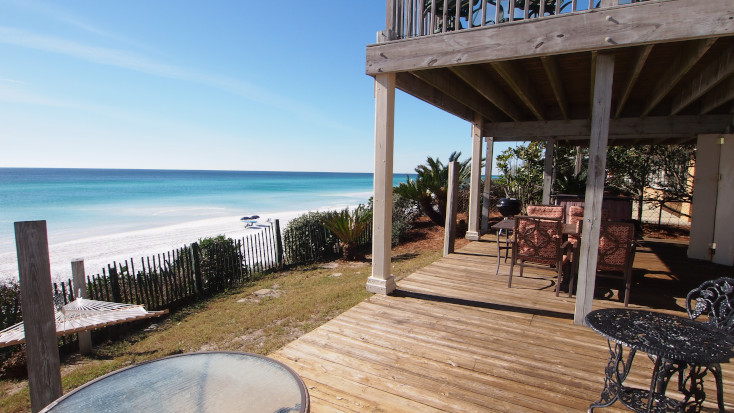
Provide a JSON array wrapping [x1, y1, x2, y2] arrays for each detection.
[[0, 26, 357, 134]]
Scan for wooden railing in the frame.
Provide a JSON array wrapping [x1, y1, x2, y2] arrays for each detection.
[[385, 0, 653, 40]]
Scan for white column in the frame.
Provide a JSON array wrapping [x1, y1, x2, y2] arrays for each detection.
[[466, 113, 483, 241], [71, 259, 93, 355], [366, 73, 397, 295], [542, 139, 555, 204], [444, 161, 460, 255], [574, 53, 615, 325], [481, 137, 495, 234]]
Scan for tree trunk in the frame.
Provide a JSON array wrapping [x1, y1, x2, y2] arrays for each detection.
[[637, 190, 644, 222], [419, 198, 444, 226]]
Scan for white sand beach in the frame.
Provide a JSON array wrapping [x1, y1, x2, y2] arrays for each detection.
[[0, 210, 307, 284]]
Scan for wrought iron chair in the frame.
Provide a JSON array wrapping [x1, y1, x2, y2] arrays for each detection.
[[508, 216, 573, 296], [684, 277, 734, 412], [596, 221, 636, 306], [526, 204, 564, 220]]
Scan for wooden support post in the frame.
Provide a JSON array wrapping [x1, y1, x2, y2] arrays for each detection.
[[15, 221, 62, 412], [574, 146, 583, 176], [575, 53, 615, 326], [481, 137, 494, 234], [543, 139, 555, 204], [191, 242, 203, 294], [274, 219, 284, 269], [367, 73, 397, 295], [71, 259, 92, 356], [444, 161, 460, 256], [466, 113, 483, 241]]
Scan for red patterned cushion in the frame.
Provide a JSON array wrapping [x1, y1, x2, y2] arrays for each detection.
[[598, 223, 634, 270], [527, 205, 564, 220], [516, 218, 561, 261]]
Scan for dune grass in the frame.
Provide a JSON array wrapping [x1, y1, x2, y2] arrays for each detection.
[[0, 249, 441, 413]]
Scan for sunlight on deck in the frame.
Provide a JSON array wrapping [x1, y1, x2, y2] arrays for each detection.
[[272, 236, 734, 412]]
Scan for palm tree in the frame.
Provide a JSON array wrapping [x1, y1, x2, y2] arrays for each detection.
[[395, 152, 473, 226], [321, 206, 372, 261]]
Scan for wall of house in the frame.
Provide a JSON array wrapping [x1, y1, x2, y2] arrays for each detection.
[[688, 134, 734, 266]]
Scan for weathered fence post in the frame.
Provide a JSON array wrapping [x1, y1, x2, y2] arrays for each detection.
[[274, 219, 284, 269], [15, 221, 62, 412], [108, 265, 122, 303], [191, 242, 204, 294], [71, 259, 92, 356]]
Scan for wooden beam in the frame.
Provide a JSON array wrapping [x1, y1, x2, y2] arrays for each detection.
[[71, 259, 92, 355], [671, 43, 734, 115], [466, 114, 483, 241], [367, 73, 397, 295], [395, 72, 475, 122], [542, 139, 555, 204], [700, 76, 734, 115], [15, 221, 62, 412], [589, 51, 597, 116], [483, 115, 733, 138], [575, 53, 615, 326], [614, 45, 653, 118], [443, 161, 460, 255], [491, 60, 545, 120], [412, 68, 506, 122], [641, 38, 716, 117], [366, 0, 734, 75], [541, 55, 569, 120], [450, 65, 526, 121], [481, 136, 494, 234]]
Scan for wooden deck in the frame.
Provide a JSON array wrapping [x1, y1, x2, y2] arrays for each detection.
[[272, 236, 734, 412]]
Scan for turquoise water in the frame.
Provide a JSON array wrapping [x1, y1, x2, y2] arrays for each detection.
[[0, 168, 412, 254]]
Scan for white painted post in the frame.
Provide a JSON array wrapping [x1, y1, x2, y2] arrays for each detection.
[[543, 139, 555, 204], [466, 114, 483, 241], [574, 53, 615, 326], [481, 137, 495, 234], [688, 134, 721, 261], [15, 221, 62, 412], [444, 161, 460, 256], [71, 259, 92, 355], [366, 73, 397, 295]]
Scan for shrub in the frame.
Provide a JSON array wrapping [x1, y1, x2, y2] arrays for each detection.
[[197, 235, 247, 292], [321, 206, 372, 260], [282, 212, 341, 264]]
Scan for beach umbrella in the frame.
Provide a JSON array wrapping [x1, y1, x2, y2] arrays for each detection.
[[0, 297, 167, 348]]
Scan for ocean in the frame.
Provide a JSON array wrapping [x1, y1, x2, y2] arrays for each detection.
[[0, 168, 413, 255]]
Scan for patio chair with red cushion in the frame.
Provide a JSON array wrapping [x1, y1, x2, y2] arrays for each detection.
[[509, 216, 573, 296], [596, 221, 636, 306]]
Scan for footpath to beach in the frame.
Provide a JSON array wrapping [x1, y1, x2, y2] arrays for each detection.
[[0, 211, 303, 284]]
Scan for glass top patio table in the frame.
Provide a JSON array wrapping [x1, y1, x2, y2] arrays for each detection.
[[40, 351, 309, 413]]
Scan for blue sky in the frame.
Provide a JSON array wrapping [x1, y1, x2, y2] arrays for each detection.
[[0, 0, 512, 174]]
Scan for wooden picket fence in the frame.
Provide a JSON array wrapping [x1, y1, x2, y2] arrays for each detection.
[[0, 217, 373, 331]]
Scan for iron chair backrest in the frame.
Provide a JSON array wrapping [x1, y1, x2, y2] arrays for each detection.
[[686, 277, 734, 334], [514, 216, 564, 263], [597, 221, 635, 272]]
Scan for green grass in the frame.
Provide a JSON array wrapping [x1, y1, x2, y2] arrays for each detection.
[[0, 249, 441, 413]]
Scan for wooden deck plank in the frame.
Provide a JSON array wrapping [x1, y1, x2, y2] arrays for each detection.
[[271, 236, 734, 412]]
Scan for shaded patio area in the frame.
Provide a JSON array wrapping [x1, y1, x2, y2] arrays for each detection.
[[272, 236, 734, 412]]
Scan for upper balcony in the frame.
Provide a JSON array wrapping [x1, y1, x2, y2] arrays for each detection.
[[384, 0, 643, 42], [366, 0, 734, 144]]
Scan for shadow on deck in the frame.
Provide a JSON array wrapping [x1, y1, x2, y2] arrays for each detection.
[[271, 236, 733, 412]]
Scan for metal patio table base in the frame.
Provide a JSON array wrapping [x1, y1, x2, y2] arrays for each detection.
[[586, 309, 734, 413], [589, 342, 723, 412]]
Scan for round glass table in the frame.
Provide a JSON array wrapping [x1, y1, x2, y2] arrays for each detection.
[[40, 351, 309, 413]]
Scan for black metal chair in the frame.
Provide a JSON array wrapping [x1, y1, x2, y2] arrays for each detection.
[[684, 277, 734, 412]]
